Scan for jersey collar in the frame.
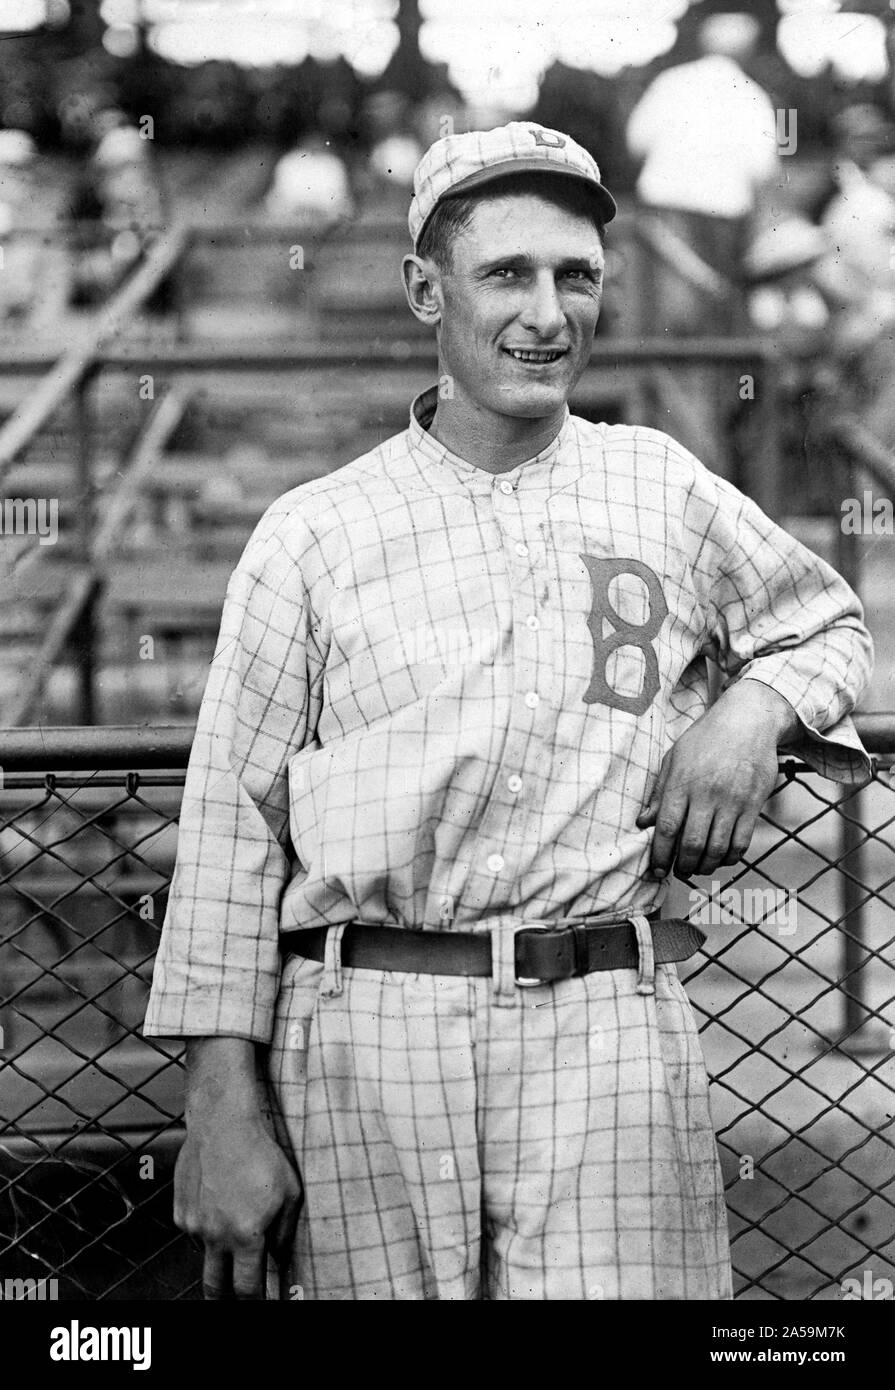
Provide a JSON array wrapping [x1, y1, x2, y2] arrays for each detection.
[[406, 385, 574, 492]]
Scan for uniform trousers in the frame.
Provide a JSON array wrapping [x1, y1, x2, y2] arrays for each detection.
[[264, 916, 733, 1300]]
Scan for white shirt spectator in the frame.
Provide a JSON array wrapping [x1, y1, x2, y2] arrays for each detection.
[[819, 161, 895, 349], [821, 159, 895, 295], [627, 55, 779, 218], [266, 144, 353, 223], [369, 134, 423, 187]]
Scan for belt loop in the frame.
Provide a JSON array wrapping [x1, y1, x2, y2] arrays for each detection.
[[321, 922, 348, 998], [571, 923, 589, 977], [490, 916, 522, 1007], [630, 914, 656, 996]]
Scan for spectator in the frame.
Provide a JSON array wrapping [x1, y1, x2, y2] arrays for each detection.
[[744, 217, 833, 341], [819, 107, 895, 327], [627, 14, 779, 276], [265, 133, 354, 225], [816, 106, 895, 446], [94, 120, 163, 245], [364, 90, 423, 189], [738, 217, 842, 513], [0, 130, 44, 326], [70, 113, 164, 306]]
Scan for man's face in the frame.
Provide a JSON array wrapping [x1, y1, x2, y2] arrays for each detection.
[[433, 190, 604, 422]]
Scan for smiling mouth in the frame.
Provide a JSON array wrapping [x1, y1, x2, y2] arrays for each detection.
[[502, 347, 568, 364]]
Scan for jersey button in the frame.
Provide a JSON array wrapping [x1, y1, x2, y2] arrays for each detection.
[[525, 615, 540, 630], [498, 480, 514, 496], [524, 691, 539, 709], [507, 775, 523, 794], [486, 853, 505, 873], [514, 542, 529, 558]]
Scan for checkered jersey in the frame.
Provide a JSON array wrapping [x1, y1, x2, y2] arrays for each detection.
[[143, 387, 873, 1043]]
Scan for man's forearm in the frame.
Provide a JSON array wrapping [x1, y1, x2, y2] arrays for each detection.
[[638, 673, 796, 878], [184, 1036, 266, 1125], [715, 676, 801, 746], [175, 1035, 301, 1299]]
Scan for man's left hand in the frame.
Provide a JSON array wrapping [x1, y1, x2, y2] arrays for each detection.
[[636, 679, 799, 880]]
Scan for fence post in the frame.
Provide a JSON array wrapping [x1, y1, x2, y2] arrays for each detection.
[[833, 442, 869, 1044], [837, 783, 868, 1043], [74, 370, 97, 724]]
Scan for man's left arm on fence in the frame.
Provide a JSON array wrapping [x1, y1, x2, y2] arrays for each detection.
[[636, 440, 874, 881]]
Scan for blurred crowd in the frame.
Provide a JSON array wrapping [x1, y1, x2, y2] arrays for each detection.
[[0, 12, 893, 457], [618, 14, 895, 457], [0, 107, 164, 321]]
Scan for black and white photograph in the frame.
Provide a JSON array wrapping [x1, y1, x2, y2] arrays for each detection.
[[0, 0, 893, 1342]]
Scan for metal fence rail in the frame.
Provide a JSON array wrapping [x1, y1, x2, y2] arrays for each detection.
[[0, 722, 893, 1300]]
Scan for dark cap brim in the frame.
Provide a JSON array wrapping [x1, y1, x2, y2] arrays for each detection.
[[416, 158, 617, 246]]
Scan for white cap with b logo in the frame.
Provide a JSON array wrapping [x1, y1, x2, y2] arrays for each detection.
[[408, 121, 617, 248]]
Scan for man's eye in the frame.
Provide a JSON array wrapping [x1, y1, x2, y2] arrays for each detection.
[[491, 267, 517, 279]]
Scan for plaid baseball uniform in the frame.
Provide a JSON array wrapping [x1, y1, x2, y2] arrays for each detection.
[[144, 386, 873, 1300]]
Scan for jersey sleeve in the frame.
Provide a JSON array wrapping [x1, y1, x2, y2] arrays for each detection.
[[142, 507, 323, 1043], [683, 461, 874, 785]]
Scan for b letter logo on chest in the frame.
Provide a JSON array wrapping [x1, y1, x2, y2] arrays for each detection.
[[579, 555, 669, 716]]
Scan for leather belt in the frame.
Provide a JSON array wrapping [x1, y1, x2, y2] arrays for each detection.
[[279, 916, 706, 987]]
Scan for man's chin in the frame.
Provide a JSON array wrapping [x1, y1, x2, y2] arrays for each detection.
[[493, 381, 573, 418]]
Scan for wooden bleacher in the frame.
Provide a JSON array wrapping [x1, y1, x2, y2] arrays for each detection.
[[0, 188, 753, 726]]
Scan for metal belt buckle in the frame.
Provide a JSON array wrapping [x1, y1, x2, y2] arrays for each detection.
[[514, 922, 578, 989], [515, 920, 593, 987], [514, 922, 560, 988]]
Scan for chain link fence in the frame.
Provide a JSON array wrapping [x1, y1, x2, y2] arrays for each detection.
[[1, 730, 893, 1301]]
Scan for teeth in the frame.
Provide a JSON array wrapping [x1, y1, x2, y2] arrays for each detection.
[[509, 349, 563, 362]]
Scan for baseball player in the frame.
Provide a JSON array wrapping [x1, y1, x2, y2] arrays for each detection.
[[144, 123, 873, 1301]]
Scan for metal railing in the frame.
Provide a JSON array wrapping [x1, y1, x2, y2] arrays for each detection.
[[5, 390, 191, 729], [0, 719, 893, 1300], [0, 214, 359, 727]]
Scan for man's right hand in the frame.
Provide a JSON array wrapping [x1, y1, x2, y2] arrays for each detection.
[[174, 1037, 302, 1300]]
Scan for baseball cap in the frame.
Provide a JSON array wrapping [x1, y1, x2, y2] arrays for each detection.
[[408, 121, 617, 248]]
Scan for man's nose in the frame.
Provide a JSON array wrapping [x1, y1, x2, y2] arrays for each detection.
[[519, 273, 565, 339]]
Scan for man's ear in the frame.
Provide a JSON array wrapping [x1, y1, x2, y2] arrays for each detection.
[[402, 253, 443, 327]]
